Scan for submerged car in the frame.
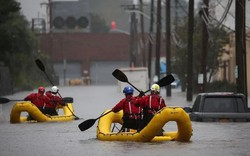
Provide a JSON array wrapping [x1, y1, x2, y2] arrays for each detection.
[[184, 92, 250, 122]]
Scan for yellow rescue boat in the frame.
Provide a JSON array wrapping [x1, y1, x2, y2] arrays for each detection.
[[10, 101, 76, 123], [97, 107, 192, 142]]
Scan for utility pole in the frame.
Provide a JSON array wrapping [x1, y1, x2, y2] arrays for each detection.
[[128, 5, 138, 67], [155, 0, 162, 81], [148, 0, 154, 87], [139, 0, 146, 67], [49, 0, 52, 32], [186, 0, 194, 101], [199, 0, 208, 93], [235, 0, 247, 102], [166, 0, 171, 97]]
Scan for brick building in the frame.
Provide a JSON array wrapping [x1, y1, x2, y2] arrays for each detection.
[[39, 32, 167, 85], [39, 33, 131, 85]]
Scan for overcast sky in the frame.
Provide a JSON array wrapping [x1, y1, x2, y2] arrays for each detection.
[[17, 0, 250, 31], [17, 0, 47, 20]]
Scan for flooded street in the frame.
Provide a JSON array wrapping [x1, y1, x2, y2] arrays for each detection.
[[1, 85, 250, 156]]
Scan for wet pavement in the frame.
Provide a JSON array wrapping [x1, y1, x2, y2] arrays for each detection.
[[1, 85, 250, 156]]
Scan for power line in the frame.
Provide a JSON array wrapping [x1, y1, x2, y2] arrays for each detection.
[[200, 0, 232, 29]]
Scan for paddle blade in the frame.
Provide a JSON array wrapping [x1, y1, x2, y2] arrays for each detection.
[[35, 59, 45, 72], [112, 69, 128, 83], [157, 74, 175, 87], [0, 98, 24, 104], [62, 97, 74, 103], [0, 98, 10, 104], [78, 119, 97, 131]]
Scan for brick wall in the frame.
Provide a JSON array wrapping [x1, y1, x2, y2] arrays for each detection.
[[39, 33, 131, 70], [39, 32, 167, 74]]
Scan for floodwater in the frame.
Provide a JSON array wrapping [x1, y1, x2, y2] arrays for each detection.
[[1, 85, 250, 156]]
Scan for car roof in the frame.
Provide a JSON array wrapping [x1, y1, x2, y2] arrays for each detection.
[[198, 92, 245, 97]]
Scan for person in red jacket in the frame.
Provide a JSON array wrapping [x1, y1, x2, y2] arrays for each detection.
[[112, 86, 142, 131], [24, 86, 50, 119], [138, 84, 166, 133], [45, 86, 63, 116]]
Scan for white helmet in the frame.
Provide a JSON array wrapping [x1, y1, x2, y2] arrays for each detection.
[[51, 86, 59, 94], [151, 84, 160, 92]]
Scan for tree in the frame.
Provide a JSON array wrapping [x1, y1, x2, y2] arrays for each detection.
[[0, 0, 51, 91], [206, 27, 229, 82], [173, 16, 229, 92], [90, 14, 110, 33]]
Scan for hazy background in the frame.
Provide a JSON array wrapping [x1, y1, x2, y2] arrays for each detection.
[[17, 0, 250, 31]]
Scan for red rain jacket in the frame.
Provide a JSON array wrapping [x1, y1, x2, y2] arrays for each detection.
[[24, 93, 50, 108], [140, 94, 166, 114], [45, 91, 63, 108], [112, 95, 142, 120]]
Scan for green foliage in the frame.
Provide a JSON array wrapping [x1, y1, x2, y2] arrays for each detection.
[[205, 81, 237, 93], [172, 15, 229, 92], [0, 0, 51, 92], [0, 0, 20, 23], [90, 14, 110, 33], [206, 27, 229, 82]]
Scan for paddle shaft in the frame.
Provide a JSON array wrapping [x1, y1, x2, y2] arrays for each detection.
[[112, 69, 174, 94], [78, 110, 112, 131], [0, 98, 24, 104], [113, 69, 174, 95], [144, 74, 175, 93], [35, 59, 80, 120], [127, 81, 141, 93], [53, 88, 79, 120], [96, 110, 112, 120], [112, 69, 141, 93], [45, 72, 55, 86]]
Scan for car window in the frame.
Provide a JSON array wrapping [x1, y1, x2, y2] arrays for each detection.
[[236, 98, 245, 112], [192, 95, 201, 112], [203, 97, 238, 112]]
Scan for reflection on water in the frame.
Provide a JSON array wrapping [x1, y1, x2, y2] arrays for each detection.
[[1, 86, 250, 156]]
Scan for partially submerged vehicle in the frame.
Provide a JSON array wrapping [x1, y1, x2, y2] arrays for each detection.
[[185, 92, 250, 122]]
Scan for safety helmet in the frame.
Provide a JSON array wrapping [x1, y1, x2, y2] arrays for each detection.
[[51, 86, 59, 94], [123, 86, 134, 95], [38, 86, 45, 94], [151, 84, 160, 92]]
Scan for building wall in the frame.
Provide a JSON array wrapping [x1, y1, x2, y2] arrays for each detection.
[[39, 32, 167, 85], [215, 30, 250, 96], [39, 33, 132, 85], [40, 33, 130, 70]]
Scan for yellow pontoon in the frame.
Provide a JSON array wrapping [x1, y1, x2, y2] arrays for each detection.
[[10, 101, 76, 123], [97, 107, 193, 142]]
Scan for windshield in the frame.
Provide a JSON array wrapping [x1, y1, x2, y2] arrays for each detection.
[[202, 96, 245, 113]]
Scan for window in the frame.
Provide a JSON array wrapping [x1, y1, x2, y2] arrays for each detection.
[[192, 95, 201, 112], [203, 96, 240, 112]]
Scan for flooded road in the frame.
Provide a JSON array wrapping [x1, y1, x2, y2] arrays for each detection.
[[1, 85, 250, 156]]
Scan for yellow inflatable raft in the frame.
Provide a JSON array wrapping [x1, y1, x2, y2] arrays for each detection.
[[10, 101, 76, 123], [97, 107, 192, 142]]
